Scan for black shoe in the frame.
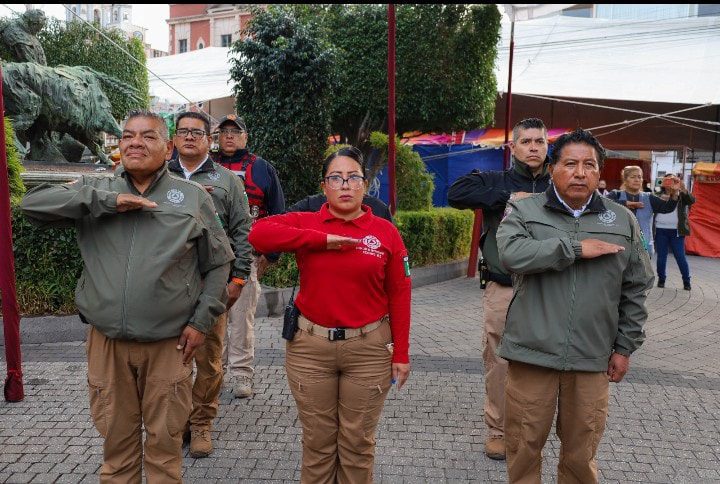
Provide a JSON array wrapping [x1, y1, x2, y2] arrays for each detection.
[[684, 283, 691, 291], [182, 427, 191, 447], [657, 280, 665, 288]]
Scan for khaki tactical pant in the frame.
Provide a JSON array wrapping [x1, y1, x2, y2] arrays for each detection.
[[482, 281, 514, 438], [505, 361, 609, 484], [190, 312, 227, 430], [86, 326, 192, 484], [285, 318, 393, 484], [225, 256, 261, 379]]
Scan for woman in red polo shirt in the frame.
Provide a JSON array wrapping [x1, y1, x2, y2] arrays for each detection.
[[249, 147, 411, 483]]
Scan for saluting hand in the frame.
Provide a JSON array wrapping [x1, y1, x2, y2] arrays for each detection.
[[177, 325, 206, 364], [327, 234, 361, 250], [580, 239, 625, 259], [116, 194, 157, 212]]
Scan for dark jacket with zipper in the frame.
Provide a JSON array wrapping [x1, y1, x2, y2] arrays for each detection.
[[20, 166, 235, 340], [496, 187, 654, 372], [447, 158, 551, 285]]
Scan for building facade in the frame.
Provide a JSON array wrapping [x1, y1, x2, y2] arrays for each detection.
[[65, 4, 167, 58], [167, 4, 264, 55]]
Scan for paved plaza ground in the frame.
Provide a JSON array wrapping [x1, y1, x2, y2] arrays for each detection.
[[1, 255, 719, 483]]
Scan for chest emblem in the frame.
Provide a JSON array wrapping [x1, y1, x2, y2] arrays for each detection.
[[362, 235, 382, 250], [598, 209, 616, 225], [167, 189, 185, 204], [208, 171, 221, 181]]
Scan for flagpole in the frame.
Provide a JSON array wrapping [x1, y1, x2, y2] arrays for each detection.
[[503, 20, 515, 170]]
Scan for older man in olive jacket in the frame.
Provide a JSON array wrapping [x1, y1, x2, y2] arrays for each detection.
[[21, 111, 235, 483], [496, 129, 654, 484]]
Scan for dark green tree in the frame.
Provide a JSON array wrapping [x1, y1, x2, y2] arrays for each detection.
[[38, 18, 149, 120], [229, 6, 337, 204], [315, 4, 501, 146]]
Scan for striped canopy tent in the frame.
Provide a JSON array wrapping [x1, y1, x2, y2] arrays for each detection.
[[401, 128, 571, 146]]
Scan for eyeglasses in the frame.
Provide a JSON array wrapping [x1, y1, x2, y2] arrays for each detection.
[[220, 128, 244, 136], [324, 175, 365, 190], [175, 128, 207, 139]]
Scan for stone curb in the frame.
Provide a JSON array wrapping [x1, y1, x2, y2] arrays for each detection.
[[1, 259, 470, 345]]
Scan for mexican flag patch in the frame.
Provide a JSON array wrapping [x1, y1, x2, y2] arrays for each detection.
[[403, 255, 411, 277]]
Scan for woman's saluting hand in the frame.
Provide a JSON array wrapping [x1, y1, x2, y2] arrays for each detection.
[[327, 234, 361, 250]]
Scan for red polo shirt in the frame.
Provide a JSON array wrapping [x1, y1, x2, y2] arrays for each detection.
[[248, 204, 412, 363]]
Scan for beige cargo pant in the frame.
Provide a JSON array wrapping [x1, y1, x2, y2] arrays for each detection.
[[482, 281, 514, 438], [86, 326, 192, 484], [505, 361, 609, 484], [225, 256, 261, 379], [189, 313, 227, 430], [285, 318, 393, 484]]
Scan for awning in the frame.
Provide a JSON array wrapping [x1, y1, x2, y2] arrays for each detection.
[[147, 47, 239, 105], [402, 128, 571, 146]]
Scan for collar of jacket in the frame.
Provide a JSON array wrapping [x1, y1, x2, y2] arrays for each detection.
[[118, 164, 168, 195], [167, 156, 214, 175], [511, 156, 550, 180], [544, 185, 607, 215], [218, 148, 251, 162]]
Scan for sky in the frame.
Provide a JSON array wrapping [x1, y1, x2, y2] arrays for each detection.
[[2, 4, 170, 51]]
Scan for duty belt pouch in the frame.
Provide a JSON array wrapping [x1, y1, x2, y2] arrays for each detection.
[[282, 276, 299, 341]]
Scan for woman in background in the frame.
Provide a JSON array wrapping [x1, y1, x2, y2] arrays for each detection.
[[655, 173, 695, 290]]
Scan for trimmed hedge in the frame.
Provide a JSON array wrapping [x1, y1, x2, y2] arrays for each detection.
[[12, 208, 81, 315], [10, 207, 474, 314]]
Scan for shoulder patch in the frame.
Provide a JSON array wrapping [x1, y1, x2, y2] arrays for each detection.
[[403, 255, 411, 277]]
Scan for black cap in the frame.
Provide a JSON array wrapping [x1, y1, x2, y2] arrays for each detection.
[[218, 114, 246, 132]]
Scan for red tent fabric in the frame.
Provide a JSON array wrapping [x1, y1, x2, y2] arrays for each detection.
[[686, 166, 720, 258]]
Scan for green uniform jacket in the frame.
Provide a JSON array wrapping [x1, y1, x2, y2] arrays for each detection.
[[20, 167, 235, 340], [496, 187, 654, 372], [168, 157, 252, 279]]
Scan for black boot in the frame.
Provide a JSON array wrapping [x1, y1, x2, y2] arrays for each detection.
[[657, 279, 665, 288], [683, 281, 691, 291]]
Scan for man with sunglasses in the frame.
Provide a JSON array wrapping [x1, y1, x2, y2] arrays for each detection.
[[168, 111, 253, 457], [211, 114, 286, 400]]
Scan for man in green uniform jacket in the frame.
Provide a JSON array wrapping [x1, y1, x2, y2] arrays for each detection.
[[496, 129, 654, 483], [168, 111, 253, 458], [20, 111, 235, 483]]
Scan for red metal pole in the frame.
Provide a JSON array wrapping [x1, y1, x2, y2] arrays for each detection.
[[503, 21, 515, 170], [0, 66, 24, 402], [387, 3, 397, 215], [467, 209, 484, 278]]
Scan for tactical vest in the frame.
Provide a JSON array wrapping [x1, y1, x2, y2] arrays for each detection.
[[218, 152, 267, 220]]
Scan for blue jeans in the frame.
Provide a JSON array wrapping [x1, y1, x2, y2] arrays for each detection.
[[655, 228, 690, 284]]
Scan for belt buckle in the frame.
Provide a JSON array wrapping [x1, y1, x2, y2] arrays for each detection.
[[328, 328, 345, 341]]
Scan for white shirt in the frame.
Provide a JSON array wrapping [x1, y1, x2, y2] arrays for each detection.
[[554, 185, 591, 218], [178, 158, 204, 180], [655, 207, 679, 230]]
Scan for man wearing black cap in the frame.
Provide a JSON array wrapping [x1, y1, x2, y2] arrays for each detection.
[[212, 114, 285, 398]]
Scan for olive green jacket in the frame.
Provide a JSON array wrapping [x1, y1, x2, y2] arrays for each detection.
[[20, 167, 235, 340], [168, 157, 252, 279], [496, 187, 654, 372]]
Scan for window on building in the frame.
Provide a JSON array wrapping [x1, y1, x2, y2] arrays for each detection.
[[698, 4, 720, 16], [198, 43, 204, 49], [562, 5, 593, 18], [93, 9, 100, 22], [178, 39, 188, 54], [123, 13, 128, 21], [221, 34, 232, 47], [113, 11, 118, 22]]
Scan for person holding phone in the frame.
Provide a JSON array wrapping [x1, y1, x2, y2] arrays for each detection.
[[248, 147, 411, 483], [655, 173, 696, 290], [606, 165, 679, 257]]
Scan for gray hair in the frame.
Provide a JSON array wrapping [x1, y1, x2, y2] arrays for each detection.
[[123, 110, 169, 140]]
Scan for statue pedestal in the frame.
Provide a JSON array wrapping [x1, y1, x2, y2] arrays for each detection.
[[21, 161, 113, 188]]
